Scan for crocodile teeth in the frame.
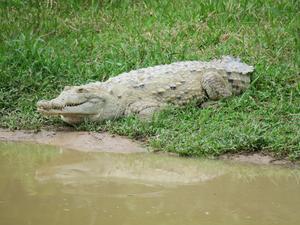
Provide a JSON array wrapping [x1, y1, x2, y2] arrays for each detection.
[[51, 103, 63, 110], [65, 102, 83, 107]]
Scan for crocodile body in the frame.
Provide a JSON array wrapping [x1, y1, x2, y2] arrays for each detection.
[[37, 56, 254, 124]]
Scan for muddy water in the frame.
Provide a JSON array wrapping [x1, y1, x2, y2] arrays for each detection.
[[0, 142, 300, 225]]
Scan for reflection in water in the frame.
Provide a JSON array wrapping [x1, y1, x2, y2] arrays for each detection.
[[0, 142, 300, 225], [36, 152, 226, 185]]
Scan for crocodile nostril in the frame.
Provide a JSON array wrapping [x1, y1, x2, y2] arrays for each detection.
[[64, 86, 71, 91], [37, 100, 48, 108]]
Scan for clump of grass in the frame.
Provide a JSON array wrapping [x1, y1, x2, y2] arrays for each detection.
[[0, 0, 299, 159]]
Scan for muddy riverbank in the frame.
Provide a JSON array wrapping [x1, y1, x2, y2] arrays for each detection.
[[0, 128, 297, 167], [0, 128, 145, 153]]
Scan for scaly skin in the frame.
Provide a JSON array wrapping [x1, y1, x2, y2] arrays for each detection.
[[37, 56, 254, 124]]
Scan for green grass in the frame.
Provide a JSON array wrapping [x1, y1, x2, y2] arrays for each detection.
[[0, 0, 299, 159]]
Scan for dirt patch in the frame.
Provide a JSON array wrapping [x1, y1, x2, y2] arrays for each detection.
[[0, 128, 146, 153]]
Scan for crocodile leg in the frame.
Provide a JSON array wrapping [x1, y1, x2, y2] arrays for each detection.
[[201, 70, 232, 100], [125, 100, 163, 120]]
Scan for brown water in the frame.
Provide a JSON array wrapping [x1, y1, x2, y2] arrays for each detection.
[[0, 142, 300, 225]]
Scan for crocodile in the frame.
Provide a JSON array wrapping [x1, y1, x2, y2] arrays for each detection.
[[37, 56, 254, 124]]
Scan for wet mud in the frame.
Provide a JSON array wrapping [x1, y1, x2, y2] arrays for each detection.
[[0, 128, 146, 153]]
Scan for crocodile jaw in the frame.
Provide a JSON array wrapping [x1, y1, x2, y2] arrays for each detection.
[[37, 99, 102, 124], [37, 100, 97, 116]]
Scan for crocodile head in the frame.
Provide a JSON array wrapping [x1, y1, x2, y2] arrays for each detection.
[[37, 84, 122, 124]]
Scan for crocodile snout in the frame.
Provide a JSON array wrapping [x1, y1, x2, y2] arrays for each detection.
[[37, 100, 50, 109], [37, 100, 64, 110]]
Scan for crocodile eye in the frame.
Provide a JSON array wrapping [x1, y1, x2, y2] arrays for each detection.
[[77, 88, 88, 93]]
